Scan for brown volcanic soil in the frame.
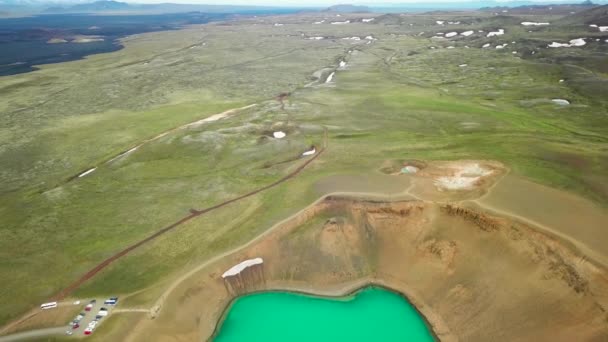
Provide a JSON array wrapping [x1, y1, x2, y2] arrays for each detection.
[[127, 197, 608, 342]]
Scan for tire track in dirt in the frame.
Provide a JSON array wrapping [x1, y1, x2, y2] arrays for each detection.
[[53, 137, 326, 300]]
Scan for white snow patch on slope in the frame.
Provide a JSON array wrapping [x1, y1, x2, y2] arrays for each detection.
[[302, 148, 316, 156], [552, 99, 570, 105], [521, 22, 549, 26], [548, 38, 585, 48], [222, 258, 263, 278], [487, 29, 505, 37], [569, 38, 586, 46]]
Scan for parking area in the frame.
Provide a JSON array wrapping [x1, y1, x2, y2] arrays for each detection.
[[63, 297, 119, 337]]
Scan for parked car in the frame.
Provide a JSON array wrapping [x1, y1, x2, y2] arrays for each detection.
[[65, 330, 73, 336], [84, 328, 92, 335], [85, 304, 93, 311], [95, 315, 103, 320], [72, 323, 80, 329], [90, 299, 97, 304]]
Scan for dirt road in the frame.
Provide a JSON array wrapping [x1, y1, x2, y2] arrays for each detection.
[[0, 327, 65, 342], [54, 139, 326, 300]]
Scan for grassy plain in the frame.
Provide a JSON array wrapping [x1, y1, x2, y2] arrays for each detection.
[[1, 10, 607, 331]]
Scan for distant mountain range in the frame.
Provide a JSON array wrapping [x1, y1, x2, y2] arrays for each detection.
[[1, 0, 608, 15], [0, 0, 311, 15], [324, 4, 371, 13]]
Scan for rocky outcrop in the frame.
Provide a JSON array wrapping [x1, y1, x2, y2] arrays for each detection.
[[441, 204, 500, 231], [222, 258, 266, 295]]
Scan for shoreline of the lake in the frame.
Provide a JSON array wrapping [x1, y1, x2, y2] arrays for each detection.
[[209, 279, 453, 342]]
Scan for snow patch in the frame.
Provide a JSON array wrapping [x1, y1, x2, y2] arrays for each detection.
[[487, 29, 505, 37], [521, 22, 549, 26], [552, 99, 570, 105], [569, 38, 586, 46], [362, 18, 375, 23], [273, 131, 286, 139], [331, 20, 351, 25], [461, 30, 474, 36], [548, 38, 586, 48], [445, 32, 458, 38], [222, 258, 263, 278], [436, 21, 445, 25], [302, 147, 316, 156], [482, 43, 491, 48], [325, 72, 335, 83]]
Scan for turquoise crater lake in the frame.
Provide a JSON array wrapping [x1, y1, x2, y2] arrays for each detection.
[[213, 287, 436, 342]]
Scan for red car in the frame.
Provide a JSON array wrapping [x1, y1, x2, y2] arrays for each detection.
[[72, 323, 80, 329], [85, 304, 93, 311]]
